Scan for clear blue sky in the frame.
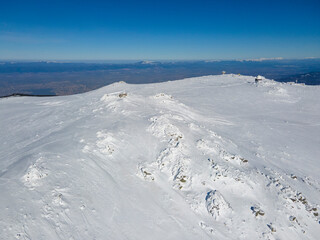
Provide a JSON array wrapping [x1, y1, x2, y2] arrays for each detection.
[[0, 0, 319, 60]]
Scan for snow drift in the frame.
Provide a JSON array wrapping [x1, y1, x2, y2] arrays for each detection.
[[0, 74, 319, 239]]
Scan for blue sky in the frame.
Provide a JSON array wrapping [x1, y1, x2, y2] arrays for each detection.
[[0, 0, 319, 60]]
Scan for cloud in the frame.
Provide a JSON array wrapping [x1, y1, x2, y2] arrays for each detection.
[[239, 57, 284, 62]]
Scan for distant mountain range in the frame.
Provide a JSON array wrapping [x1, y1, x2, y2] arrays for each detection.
[[0, 59, 319, 96]]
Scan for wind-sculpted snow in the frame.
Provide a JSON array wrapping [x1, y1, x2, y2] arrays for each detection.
[[0, 74, 319, 239], [206, 190, 232, 220]]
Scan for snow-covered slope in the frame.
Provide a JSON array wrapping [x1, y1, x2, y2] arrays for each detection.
[[0, 75, 319, 240]]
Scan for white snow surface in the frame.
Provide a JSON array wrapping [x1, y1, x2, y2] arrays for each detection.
[[0, 74, 320, 239]]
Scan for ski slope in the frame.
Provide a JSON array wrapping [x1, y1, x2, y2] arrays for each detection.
[[0, 74, 319, 239]]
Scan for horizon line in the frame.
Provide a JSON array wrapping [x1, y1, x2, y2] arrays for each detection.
[[0, 57, 319, 63]]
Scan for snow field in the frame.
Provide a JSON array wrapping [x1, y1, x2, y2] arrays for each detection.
[[0, 74, 319, 239]]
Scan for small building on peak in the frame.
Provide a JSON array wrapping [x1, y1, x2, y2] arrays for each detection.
[[255, 75, 263, 83]]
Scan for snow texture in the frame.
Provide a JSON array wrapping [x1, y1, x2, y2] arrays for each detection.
[[0, 74, 319, 239]]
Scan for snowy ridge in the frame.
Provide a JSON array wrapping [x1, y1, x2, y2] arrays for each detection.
[[0, 74, 319, 239]]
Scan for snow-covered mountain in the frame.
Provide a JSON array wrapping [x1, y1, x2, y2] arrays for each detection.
[[0, 75, 319, 240]]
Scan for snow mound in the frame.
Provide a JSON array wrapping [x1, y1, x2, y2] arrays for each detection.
[[22, 157, 48, 188], [206, 190, 232, 219]]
